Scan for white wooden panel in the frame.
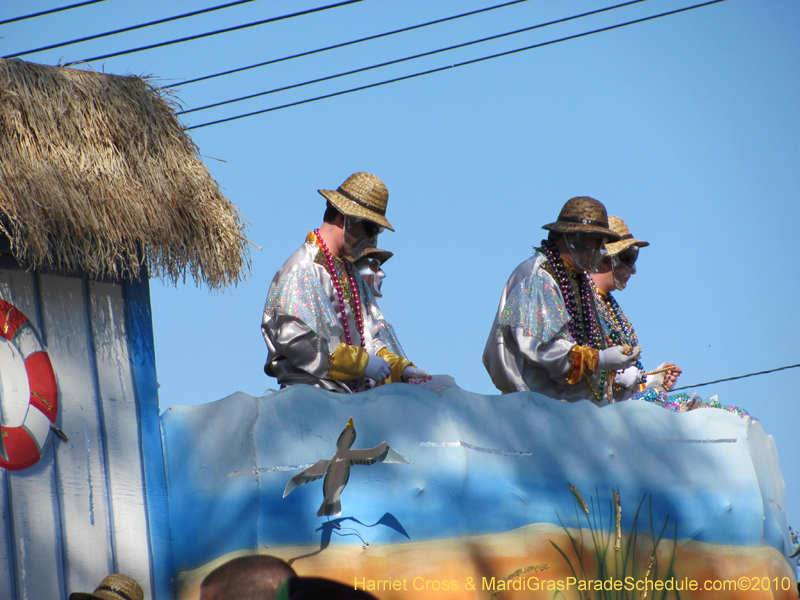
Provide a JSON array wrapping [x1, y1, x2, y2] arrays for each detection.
[[89, 281, 152, 599], [39, 274, 114, 596], [0, 479, 14, 600], [0, 268, 64, 600], [0, 268, 19, 600]]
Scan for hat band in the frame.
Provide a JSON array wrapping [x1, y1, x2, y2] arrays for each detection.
[[557, 215, 609, 228], [96, 586, 135, 600], [336, 187, 386, 216], [619, 234, 633, 240]]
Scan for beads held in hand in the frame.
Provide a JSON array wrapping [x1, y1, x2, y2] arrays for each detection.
[[598, 346, 641, 372]]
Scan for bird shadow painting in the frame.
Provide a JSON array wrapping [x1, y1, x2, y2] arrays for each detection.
[[288, 513, 411, 565]]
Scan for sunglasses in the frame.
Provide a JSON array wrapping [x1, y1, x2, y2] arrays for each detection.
[[616, 248, 638, 269], [360, 220, 385, 238]]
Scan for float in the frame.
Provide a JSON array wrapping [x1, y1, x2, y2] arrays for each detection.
[[162, 384, 796, 600], [0, 57, 795, 600]]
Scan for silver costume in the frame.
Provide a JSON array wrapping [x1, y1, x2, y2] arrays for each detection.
[[262, 239, 407, 392], [483, 251, 608, 404]]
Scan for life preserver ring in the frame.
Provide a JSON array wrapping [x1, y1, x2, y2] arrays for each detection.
[[0, 299, 59, 471]]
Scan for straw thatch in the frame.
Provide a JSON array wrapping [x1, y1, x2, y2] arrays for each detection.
[[0, 58, 249, 290]]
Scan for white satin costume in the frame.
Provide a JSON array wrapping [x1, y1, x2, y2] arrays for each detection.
[[262, 233, 412, 392], [483, 251, 610, 404]]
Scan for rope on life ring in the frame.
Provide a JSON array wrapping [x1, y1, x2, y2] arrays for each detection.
[[0, 299, 59, 471]]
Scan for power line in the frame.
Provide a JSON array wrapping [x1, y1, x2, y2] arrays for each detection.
[[671, 363, 800, 392], [62, 0, 366, 65], [179, 0, 650, 115], [165, 0, 532, 89], [0, 0, 107, 27], [186, 0, 726, 129], [4, 0, 261, 59]]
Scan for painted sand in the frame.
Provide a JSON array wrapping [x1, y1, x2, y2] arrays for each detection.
[[177, 523, 796, 600]]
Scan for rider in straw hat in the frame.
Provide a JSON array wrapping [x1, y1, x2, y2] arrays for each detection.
[[262, 172, 428, 392], [589, 216, 682, 400], [483, 197, 641, 404]]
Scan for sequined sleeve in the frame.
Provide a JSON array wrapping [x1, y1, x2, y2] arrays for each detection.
[[263, 268, 343, 355], [359, 279, 408, 359], [497, 272, 569, 343]]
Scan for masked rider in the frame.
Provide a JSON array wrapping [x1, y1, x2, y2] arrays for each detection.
[[262, 172, 427, 392], [483, 196, 640, 404], [589, 216, 682, 401]]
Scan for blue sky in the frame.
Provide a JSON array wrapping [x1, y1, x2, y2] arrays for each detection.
[[4, 0, 800, 538]]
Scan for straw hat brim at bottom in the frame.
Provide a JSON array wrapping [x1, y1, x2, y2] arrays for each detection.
[[71, 593, 119, 600], [69, 574, 144, 600], [605, 237, 649, 256], [318, 189, 394, 231], [542, 221, 622, 241], [70, 592, 135, 600]]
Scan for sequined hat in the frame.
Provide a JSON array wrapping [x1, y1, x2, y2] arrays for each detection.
[[542, 196, 621, 241], [318, 172, 394, 231], [355, 247, 393, 264], [604, 216, 649, 257], [69, 574, 144, 600]]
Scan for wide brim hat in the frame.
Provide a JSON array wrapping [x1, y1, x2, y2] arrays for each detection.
[[353, 247, 393, 264], [542, 196, 621, 241], [604, 215, 649, 256], [70, 574, 144, 600], [318, 172, 394, 231]]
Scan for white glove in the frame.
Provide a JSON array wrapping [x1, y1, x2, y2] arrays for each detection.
[[615, 365, 641, 389], [597, 346, 640, 372], [364, 354, 391, 381], [402, 367, 430, 382]]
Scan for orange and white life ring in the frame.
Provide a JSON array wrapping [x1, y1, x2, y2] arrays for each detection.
[[0, 299, 59, 471]]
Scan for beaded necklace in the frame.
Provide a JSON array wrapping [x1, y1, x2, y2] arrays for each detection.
[[540, 239, 608, 403], [539, 240, 603, 349], [313, 229, 365, 349], [604, 294, 638, 347], [591, 284, 645, 385]]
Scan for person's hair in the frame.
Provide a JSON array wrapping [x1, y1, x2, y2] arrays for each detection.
[[547, 231, 561, 243], [323, 202, 341, 224], [200, 555, 296, 600], [287, 577, 379, 599]]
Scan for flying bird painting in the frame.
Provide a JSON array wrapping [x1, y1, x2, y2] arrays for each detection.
[[283, 417, 411, 517]]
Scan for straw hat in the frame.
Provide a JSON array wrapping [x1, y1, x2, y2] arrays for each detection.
[[604, 216, 649, 257], [318, 172, 394, 231], [355, 247, 393, 264], [542, 196, 621, 241], [69, 574, 144, 600]]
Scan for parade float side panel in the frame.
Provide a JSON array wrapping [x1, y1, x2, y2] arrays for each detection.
[[161, 384, 796, 599], [0, 263, 170, 600]]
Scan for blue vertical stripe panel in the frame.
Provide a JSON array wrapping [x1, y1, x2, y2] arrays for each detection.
[[124, 276, 174, 599]]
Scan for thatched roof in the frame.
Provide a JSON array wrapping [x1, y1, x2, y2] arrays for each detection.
[[0, 58, 249, 289]]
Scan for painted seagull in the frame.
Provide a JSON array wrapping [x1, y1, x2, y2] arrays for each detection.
[[283, 417, 411, 517]]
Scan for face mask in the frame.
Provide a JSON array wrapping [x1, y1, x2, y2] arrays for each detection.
[[343, 216, 384, 259], [355, 258, 386, 297], [564, 233, 607, 273], [610, 247, 638, 290]]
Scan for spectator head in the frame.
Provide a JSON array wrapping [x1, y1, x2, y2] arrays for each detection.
[[200, 555, 297, 600]]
